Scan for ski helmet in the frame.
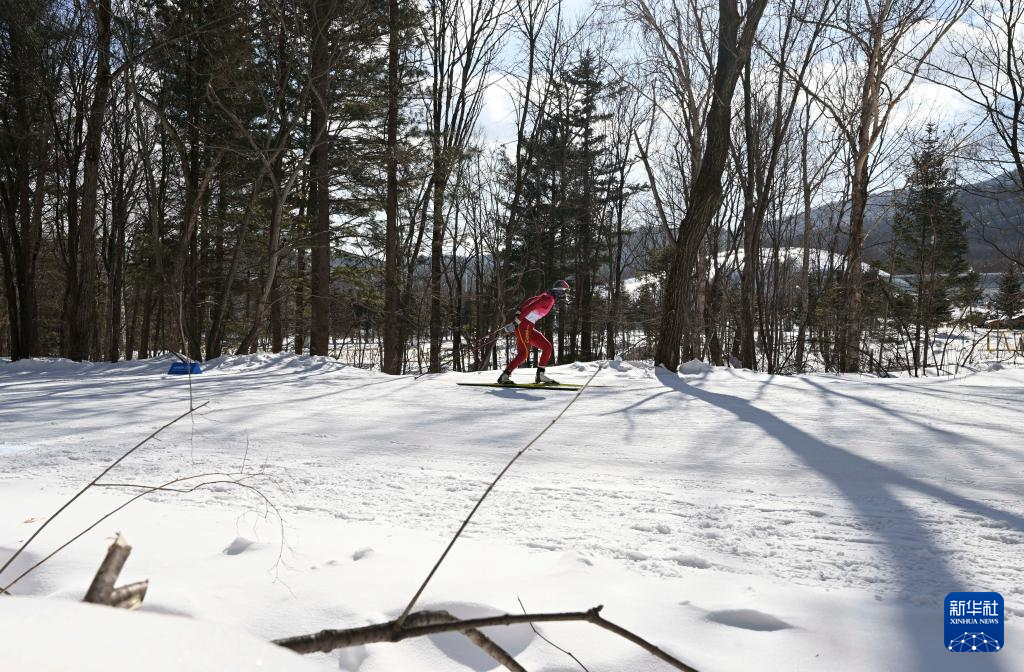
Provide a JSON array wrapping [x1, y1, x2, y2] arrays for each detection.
[[550, 279, 571, 302]]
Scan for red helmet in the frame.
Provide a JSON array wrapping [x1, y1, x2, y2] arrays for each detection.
[[550, 279, 570, 301]]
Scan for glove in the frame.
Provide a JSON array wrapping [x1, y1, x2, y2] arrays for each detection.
[[503, 321, 517, 334]]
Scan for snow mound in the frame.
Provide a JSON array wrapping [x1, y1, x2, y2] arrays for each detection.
[[202, 352, 364, 375], [706, 608, 793, 631], [351, 547, 374, 561], [223, 537, 262, 555], [605, 359, 656, 379], [670, 554, 711, 569], [679, 358, 712, 375], [0, 596, 320, 671], [0, 356, 173, 377]]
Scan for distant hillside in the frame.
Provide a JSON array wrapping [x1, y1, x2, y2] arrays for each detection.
[[808, 175, 1024, 271]]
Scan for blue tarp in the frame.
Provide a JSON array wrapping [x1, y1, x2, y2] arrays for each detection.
[[168, 361, 202, 375]]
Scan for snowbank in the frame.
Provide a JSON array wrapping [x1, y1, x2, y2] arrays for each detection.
[[201, 352, 364, 375], [679, 358, 713, 375], [0, 596, 320, 672]]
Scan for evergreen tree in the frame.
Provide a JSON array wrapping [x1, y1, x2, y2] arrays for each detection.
[[992, 266, 1023, 321], [889, 125, 975, 375], [514, 49, 615, 362]]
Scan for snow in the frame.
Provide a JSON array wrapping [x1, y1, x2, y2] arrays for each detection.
[[2, 354, 1023, 671], [679, 358, 712, 375], [0, 596, 320, 672]]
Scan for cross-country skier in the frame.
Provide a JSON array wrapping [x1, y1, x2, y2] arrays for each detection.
[[497, 280, 571, 385]]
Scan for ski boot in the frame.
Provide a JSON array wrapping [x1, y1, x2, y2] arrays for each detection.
[[497, 371, 515, 386], [535, 367, 559, 385]]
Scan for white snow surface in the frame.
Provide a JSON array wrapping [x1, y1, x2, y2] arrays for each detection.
[[0, 595, 320, 671], [1, 352, 1023, 671]]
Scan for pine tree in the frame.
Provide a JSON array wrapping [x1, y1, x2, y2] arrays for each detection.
[[992, 266, 1023, 322], [514, 50, 615, 362], [889, 125, 975, 375]]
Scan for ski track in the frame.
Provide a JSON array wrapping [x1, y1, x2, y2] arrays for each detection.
[[2, 355, 1022, 622]]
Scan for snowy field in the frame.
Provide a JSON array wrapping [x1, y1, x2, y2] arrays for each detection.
[[1, 353, 1022, 671]]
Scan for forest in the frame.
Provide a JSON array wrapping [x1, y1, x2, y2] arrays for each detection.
[[2, 0, 1023, 375]]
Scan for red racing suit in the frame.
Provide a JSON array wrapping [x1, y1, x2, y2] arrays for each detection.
[[507, 291, 556, 370]]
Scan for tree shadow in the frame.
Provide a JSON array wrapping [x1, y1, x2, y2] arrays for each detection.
[[657, 368, 1015, 671], [797, 377, 1005, 453]]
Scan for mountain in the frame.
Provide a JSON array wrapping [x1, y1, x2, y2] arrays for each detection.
[[809, 174, 1024, 271]]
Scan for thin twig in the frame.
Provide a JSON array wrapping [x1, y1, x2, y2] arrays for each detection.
[[1, 472, 272, 593], [518, 596, 590, 672], [0, 402, 210, 582], [591, 611, 699, 672], [241, 433, 251, 473], [393, 339, 650, 631], [394, 362, 607, 630]]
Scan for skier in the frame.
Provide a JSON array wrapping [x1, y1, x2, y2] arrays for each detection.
[[497, 280, 571, 386]]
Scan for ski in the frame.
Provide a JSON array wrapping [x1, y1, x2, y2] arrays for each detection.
[[457, 382, 607, 391], [458, 381, 585, 391]]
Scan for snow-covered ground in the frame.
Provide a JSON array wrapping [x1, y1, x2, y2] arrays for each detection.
[[1, 353, 1022, 671]]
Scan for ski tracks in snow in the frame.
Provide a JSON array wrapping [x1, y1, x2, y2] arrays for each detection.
[[2, 356, 1023, 625]]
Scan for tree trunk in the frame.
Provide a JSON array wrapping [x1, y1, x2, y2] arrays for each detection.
[[429, 169, 446, 373], [842, 153, 869, 373], [67, 0, 113, 361], [655, 0, 768, 371], [309, 0, 334, 356], [382, 0, 403, 374], [295, 245, 306, 354]]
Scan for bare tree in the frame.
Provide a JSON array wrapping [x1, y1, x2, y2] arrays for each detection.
[[800, 0, 971, 372], [735, 0, 836, 370], [424, 0, 509, 372], [631, 0, 770, 372], [935, 0, 1024, 267]]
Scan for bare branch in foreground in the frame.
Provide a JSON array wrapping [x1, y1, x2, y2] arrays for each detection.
[[418, 611, 527, 672], [273, 605, 700, 672], [0, 401, 211, 584], [393, 363, 609, 630], [1, 472, 273, 593]]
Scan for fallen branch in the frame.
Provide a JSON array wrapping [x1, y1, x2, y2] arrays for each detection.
[[83, 533, 133, 604], [275, 607, 601, 653], [109, 580, 149, 610], [82, 534, 148, 610], [417, 610, 526, 672], [273, 604, 699, 672]]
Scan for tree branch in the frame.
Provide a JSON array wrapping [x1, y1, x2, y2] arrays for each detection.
[[274, 605, 699, 671]]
